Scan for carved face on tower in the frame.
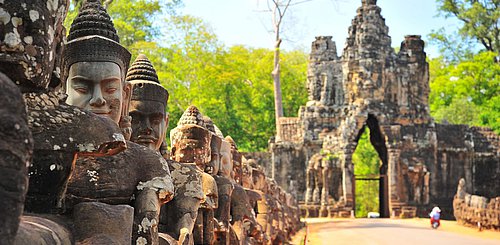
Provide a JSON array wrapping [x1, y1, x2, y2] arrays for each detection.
[[170, 106, 211, 169], [0, 0, 69, 92], [126, 55, 169, 151], [62, 0, 131, 125]]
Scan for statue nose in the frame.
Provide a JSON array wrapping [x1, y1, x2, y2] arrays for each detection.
[[141, 120, 153, 135], [89, 89, 106, 107]]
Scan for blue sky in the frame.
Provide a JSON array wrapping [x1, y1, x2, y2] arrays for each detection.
[[181, 0, 461, 58]]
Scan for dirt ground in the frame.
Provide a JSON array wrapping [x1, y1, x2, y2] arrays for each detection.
[[290, 218, 500, 245]]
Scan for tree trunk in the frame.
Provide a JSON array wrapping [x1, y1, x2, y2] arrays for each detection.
[[272, 18, 284, 141]]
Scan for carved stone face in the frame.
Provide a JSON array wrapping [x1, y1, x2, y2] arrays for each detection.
[[207, 135, 222, 175], [171, 126, 211, 169], [129, 100, 168, 151], [252, 169, 266, 191], [0, 0, 68, 91], [241, 162, 253, 189], [66, 62, 130, 125], [219, 141, 233, 179]]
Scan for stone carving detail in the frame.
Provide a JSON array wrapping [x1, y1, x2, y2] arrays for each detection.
[[453, 178, 500, 230], [271, 0, 500, 221], [62, 1, 175, 244], [170, 106, 219, 245], [0, 1, 302, 245]]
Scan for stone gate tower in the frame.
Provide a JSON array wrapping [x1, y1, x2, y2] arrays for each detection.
[[270, 0, 500, 218]]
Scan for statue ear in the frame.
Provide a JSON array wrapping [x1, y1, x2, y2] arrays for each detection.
[[121, 81, 132, 117], [123, 81, 132, 103]]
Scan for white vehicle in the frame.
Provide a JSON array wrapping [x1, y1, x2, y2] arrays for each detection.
[[367, 212, 380, 218]]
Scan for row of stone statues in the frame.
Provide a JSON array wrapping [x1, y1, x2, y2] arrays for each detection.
[[0, 0, 301, 244], [453, 178, 500, 230]]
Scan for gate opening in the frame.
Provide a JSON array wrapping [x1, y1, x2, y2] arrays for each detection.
[[353, 114, 389, 218]]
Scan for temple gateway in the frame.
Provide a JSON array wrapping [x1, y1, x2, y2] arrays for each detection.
[[266, 0, 500, 219]]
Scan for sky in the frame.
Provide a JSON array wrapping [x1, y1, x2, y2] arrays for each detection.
[[181, 0, 461, 58]]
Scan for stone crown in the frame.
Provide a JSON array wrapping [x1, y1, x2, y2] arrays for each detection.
[[68, 0, 119, 42], [62, 0, 131, 80], [177, 105, 206, 127], [126, 54, 160, 83]]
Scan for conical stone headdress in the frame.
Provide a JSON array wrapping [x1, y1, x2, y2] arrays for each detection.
[[177, 105, 206, 128], [127, 54, 168, 106], [62, 0, 131, 79]]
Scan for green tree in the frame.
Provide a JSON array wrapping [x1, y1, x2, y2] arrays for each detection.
[[434, 0, 500, 61], [64, 0, 181, 49], [158, 15, 308, 151], [353, 127, 380, 218], [429, 51, 500, 132]]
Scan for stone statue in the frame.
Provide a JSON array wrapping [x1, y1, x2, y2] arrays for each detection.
[[226, 136, 243, 185], [62, 1, 174, 244], [214, 134, 235, 245], [127, 54, 169, 152], [456, 178, 466, 200], [125, 54, 204, 245], [242, 158, 265, 244], [305, 153, 323, 205], [0, 1, 134, 244], [170, 106, 218, 245], [0, 72, 33, 245], [202, 116, 236, 245], [252, 167, 272, 244], [224, 136, 260, 244]]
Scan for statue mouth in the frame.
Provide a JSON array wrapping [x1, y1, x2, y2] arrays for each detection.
[[90, 109, 112, 115], [136, 136, 157, 144]]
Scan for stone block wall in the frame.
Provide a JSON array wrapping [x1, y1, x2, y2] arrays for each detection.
[[269, 0, 499, 220]]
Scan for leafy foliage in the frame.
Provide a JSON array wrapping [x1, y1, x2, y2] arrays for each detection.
[[63, 2, 309, 151], [434, 0, 499, 61], [157, 15, 307, 151], [353, 127, 381, 218], [429, 51, 500, 132]]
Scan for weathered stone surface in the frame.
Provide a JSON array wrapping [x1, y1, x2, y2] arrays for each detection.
[[66, 142, 172, 207], [270, 0, 500, 220], [0, 72, 32, 245], [159, 159, 203, 245], [14, 215, 72, 245], [73, 202, 134, 245], [453, 178, 500, 230], [25, 91, 127, 214], [0, 0, 68, 92]]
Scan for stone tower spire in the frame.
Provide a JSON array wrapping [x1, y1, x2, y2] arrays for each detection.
[[343, 0, 392, 60]]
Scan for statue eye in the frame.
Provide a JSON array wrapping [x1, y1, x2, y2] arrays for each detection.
[[151, 115, 163, 124], [105, 87, 117, 93], [75, 87, 88, 94]]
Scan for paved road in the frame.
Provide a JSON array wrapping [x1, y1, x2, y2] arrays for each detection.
[[303, 218, 500, 245]]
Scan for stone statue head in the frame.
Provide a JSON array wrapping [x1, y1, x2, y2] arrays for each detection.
[[62, 0, 131, 126], [252, 168, 267, 191], [225, 135, 242, 184], [0, 0, 69, 92], [241, 158, 255, 189], [219, 139, 233, 179], [170, 106, 211, 169], [126, 54, 169, 151], [202, 116, 223, 175]]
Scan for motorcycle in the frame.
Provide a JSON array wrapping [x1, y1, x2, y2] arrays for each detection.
[[431, 219, 440, 229]]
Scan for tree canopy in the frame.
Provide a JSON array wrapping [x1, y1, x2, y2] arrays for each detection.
[[63, 0, 499, 152], [433, 0, 500, 62]]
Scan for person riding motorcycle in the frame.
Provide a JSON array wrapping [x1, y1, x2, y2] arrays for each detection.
[[429, 206, 441, 229]]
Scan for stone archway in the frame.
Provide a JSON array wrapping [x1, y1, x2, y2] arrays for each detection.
[[351, 114, 390, 218]]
